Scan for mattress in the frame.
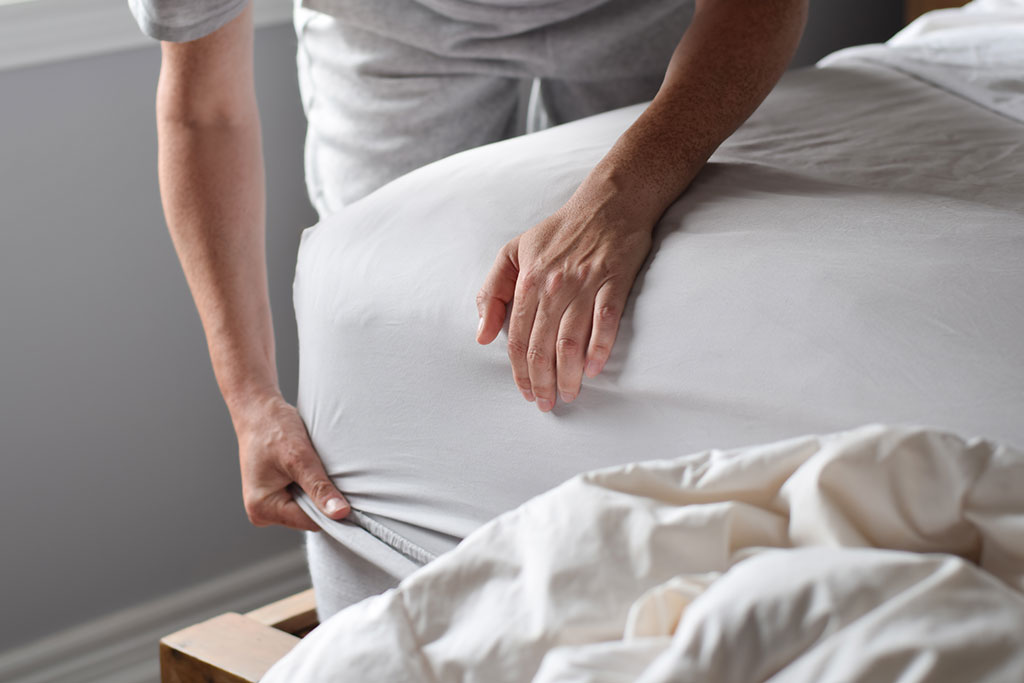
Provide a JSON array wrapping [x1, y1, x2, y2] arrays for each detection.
[[291, 2, 1024, 596]]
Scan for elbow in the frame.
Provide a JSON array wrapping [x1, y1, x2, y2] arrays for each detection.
[[156, 79, 258, 131], [155, 37, 259, 130]]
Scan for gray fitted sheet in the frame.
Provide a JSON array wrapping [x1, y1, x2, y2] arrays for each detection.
[[292, 48, 1024, 610]]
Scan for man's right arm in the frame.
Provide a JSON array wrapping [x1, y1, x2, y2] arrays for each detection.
[[155, 3, 349, 530]]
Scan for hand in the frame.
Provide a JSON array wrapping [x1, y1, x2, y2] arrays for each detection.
[[234, 393, 350, 531], [475, 184, 653, 411]]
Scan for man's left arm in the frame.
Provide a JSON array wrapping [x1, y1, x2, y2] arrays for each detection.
[[476, 0, 808, 411]]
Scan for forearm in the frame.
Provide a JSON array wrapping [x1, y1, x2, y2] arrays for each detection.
[[149, 4, 348, 530], [582, 0, 808, 226], [156, 104, 277, 425]]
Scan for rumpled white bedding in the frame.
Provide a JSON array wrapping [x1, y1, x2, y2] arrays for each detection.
[[820, 0, 1024, 124], [264, 424, 1024, 682]]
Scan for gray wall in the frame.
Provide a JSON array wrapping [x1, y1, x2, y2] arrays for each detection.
[[0, 0, 902, 655], [794, 0, 903, 67], [0, 23, 315, 651]]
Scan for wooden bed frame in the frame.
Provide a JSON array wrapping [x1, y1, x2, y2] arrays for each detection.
[[160, 589, 317, 683], [158, 1, 968, 680], [905, 0, 966, 23]]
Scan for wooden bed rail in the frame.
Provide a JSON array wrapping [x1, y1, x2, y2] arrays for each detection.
[[159, 589, 318, 683]]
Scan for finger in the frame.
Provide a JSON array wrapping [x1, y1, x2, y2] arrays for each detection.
[[507, 269, 541, 402], [276, 496, 322, 532], [585, 279, 629, 378], [287, 450, 351, 520], [476, 240, 519, 345], [246, 488, 320, 532], [527, 271, 573, 412], [555, 295, 594, 404]]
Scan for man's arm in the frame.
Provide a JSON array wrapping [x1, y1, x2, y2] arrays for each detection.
[[156, 3, 348, 529], [590, 0, 808, 224], [476, 0, 807, 410]]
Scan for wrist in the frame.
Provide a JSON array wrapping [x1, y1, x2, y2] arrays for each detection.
[[586, 102, 712, 226], [222, 380, 284, 433], [207, 338, 281, 432], [570, 160, 665, 234]]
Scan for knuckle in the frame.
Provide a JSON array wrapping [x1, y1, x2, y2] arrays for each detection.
[[533, 385, 555, 401], [307, 479, 334, 502], [557, 375, 580, 392], [557, 382, 580, 399], [598, 250, 628, 272], [589, 342, 611, 359], [280, 447, 305, 474], [244, 502, 268, 527], [511, 302, 532, 320], [543, 270, 564, 297], [475, 292, 490, 317], [507, 337, 529, 359], [519, 269, 540, 291], [513, 375, 533, 390], [526, 345, 547, 366], [556, 336, 581, 358], [596, 304, 620, 324]]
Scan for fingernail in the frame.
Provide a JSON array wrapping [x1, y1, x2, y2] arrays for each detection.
[[585, 361, 600, 377], [561, 392, 576, 403], [537, 398, 553, 412], [476, 317, 484, 337], [522, 389, 535, 402], [325, 498, 346, 516]]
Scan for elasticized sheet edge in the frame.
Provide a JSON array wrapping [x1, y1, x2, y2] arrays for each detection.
[[290, 485, 439, 568]]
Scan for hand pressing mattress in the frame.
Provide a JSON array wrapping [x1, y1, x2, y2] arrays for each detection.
[[290, 10, 1024, 574]]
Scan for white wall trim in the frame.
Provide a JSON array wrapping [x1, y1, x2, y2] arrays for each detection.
[[0, 0, 293, 72], [0, 547, 310, 683]]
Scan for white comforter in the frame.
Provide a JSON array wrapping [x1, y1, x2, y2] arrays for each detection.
[[264, 424, 1024, 681]]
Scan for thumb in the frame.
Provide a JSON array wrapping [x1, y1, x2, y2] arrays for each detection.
[[476, 239, 519, 345], [292, 457, 350, 520]]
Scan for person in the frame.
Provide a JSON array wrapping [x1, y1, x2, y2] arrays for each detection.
[[131, 0, 806, 594]]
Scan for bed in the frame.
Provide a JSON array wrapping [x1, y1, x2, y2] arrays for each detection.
[[160, 0, 1024, 680], [287, 0, 1024, 600]]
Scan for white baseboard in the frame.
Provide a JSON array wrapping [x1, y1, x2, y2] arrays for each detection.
[[0, 547, 310, 683]]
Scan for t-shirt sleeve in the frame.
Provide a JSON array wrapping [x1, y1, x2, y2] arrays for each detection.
[[128, 0, 250, 42]]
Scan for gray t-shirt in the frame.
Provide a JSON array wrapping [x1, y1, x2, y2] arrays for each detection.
[[128, 0, 668, 43], [128, 0, 249, 42]]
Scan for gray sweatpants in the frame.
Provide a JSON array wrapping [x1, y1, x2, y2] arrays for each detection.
[[293, 0, 694, 620], [294, 0, 693, 216]]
